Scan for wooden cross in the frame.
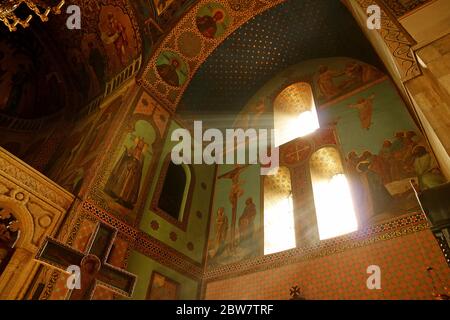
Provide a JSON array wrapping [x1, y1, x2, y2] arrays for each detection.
[[35, 222, 136, 300]]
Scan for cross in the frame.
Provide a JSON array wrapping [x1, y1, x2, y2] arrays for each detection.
[[35, 222, 137, 300], [218, 165, 250, 253], [283, 140, 311, 164]]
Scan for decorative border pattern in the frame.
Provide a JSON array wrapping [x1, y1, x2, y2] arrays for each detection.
[[203, 212, 429, 281], [140, 0, 283, 111], [140, 0, 422, 110], [81, 200, 204, 280], [380, 0, 435, 19], [354, 0, 421, 81]]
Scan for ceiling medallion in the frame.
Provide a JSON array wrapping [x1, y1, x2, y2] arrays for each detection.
[[0, 0, 65, 32]]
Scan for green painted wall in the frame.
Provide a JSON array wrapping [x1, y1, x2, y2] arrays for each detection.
[[140, 121, 216, 263], [126, 250, 199, 300]]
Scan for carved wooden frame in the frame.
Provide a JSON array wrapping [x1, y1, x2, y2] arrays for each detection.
[[146, 271, 180, 300], [0, 147, 74, 299]]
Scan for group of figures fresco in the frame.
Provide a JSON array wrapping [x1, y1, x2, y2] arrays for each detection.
[[347, 130, 445, 223], [313, 61, 384, 105]]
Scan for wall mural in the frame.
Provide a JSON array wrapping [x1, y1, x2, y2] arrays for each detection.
[[323, 80, 446, 225], [196, 2, 232, 39], [0, 32, 65, 119], [47, 92, 126, 195], [87, 90, 170, 226], [313, 62, 383, 106], [203, 57, 446, 269], [102, 119, 155, 221], [49, 0, 141, 104], [233, 58, 386, 132], [207, 165, 263, 268], [156, 51, 189, 87]]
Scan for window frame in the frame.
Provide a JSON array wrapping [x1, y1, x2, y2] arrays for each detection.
[[151, 154, 195, 231]]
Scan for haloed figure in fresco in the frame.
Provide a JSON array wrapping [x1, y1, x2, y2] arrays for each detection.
[[238, 197, 257, 243], [102, 13, 129, 67], [196, 10, 225, 39], [105, 136, 148, 209]]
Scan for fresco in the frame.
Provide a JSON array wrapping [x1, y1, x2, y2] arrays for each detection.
[[196, 3, 232, 39], [313, 61, 383, 105], [99, 5, 139, 75], [44, 0, 141, 104], [207, 164, 263, 268], [322, 80, 446, 225], [232, 58, 386, 132], [48, 94, 124, 195], [103, 119, 156, 217], [0, 32, 65, 119], [156, 51, 188, 87]]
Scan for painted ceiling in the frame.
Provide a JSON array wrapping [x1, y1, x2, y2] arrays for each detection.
[[177, 0, 385, 124], [0, 0, 194, 119]]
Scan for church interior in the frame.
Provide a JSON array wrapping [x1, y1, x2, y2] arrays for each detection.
[[0, 0, 450, 300]]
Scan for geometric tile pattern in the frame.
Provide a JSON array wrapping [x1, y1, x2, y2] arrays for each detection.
[[205, 229, 450, 300]]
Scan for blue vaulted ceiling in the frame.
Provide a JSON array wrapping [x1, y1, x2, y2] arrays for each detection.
[[177, 0, 384, 123]]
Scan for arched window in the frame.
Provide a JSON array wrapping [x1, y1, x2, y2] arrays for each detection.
[[0, 207, 20, 276], [310, 147, 358, 240], [157, 162, 192, 222], [264, 166, 296, 255], [274, 82, 320, 147]]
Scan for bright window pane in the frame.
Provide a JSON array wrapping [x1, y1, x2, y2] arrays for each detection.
[[264, 167, 296, 255], [274, 83, 320, 147], [310, 147, 358, 240]]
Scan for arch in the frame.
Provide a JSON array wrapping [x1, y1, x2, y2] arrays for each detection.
[[273, 82, 320, 147], [152, 154, 195, 230], [263, 166, 296, 255], [309, 147, 358, 240]]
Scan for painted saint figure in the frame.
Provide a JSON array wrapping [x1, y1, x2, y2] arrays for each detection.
[[157, 58, 182, 87], [196, 10, 225, 38], [238, 197, 257, 243], [209, 207, 229, 259], [105, 136, 148, 209], [316, 65, 344, 100], [348, 94, 375, 130], [102, 13, 129, 66]]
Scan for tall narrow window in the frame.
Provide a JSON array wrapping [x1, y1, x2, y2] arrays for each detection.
[[157, 162, 191, 221], [310, 147, 358, 240], [274, 82, 320, 147], [264, 166, 296, 255]]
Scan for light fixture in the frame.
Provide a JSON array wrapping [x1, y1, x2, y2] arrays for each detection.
[[0, 0, 65, 32]]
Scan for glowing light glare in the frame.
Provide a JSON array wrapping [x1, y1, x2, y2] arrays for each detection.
[[275, 110, 320, 147], [264, 194, 296, 255], [313, 174, 358, 240], [296, 110, 320, 137]]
